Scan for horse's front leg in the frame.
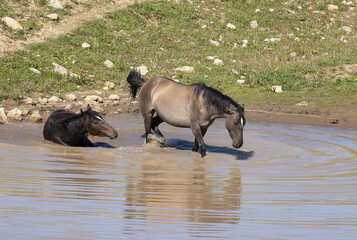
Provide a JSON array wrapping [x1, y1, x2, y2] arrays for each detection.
[[192, 127, 208, 153], [191, 124, 206, 157]]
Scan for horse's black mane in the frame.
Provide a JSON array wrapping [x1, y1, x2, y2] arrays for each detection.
[[59, 109, 99, 133], [194, 83, 242, 113]]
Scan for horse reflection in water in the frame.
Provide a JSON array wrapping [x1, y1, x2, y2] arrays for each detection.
[[124, 160, 241, 225], [127, 70, 246, 157], [43, 105, 118, 146]]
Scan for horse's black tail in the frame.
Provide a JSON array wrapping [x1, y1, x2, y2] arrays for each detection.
[[127, 70, 146, 100]]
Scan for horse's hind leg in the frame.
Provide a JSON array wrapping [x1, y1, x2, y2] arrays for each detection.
[[151, 116, 164, 137], [143, 109, 155, 143]]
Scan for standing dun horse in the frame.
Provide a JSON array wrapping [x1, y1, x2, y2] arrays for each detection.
[[127, 70, 246, 157], [43, 105, 118, 146]]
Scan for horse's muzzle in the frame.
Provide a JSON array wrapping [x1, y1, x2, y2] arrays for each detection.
[[232, 141, 243, 149], [107, 129, 118, 139]]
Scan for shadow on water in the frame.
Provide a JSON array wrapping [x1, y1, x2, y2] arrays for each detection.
[[170, 138, 254, 160], [141, 134, 254, 160], [91, 142, 116, 148]]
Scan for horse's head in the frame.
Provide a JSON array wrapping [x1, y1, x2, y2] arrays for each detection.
[[225, 104, 245, 149], [82, 105, 118, 139]]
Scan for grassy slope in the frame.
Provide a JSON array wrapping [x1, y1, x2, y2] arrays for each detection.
[[0, 0, 356, 110]]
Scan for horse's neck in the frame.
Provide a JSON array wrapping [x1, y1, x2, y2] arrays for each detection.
[[65, 115, 87, 136]]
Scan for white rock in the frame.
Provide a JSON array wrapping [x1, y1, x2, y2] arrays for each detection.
[[264, 38, 281, 43], [46, 13, 58, 20], [242, 39, 248, 47], [341, 26, 352, 33], [342, 1, 353, 6], [135, 66, 148, 76], [210, 39, 219, 46], [213, 59, 224, 66], [327, 4, 339, 11], [290, 52, 297, 57], [1, 17, 23, 30], [48, 0, 63, 9], [175, 66, 195, 73], [7, 108, 22, 122], [24, 97, 34, 105], [104, 60, 114, 68], [108, 94, 120, 100], [201, 25, 207, 29], [52, 62, 80, 78], [272, 86, 283, 93], [227, 23, 236, 29], [206, 56, 216, 61], [104, 81, 115, 89], [0, 108, 7, 124], [82, 42, 90, 48], [237, 79, 245, 84], [30, 111, 42, 123], [255, 9, 261, 13], [84, 95, 103, 103], [48, 96, 62, 103], [64, 93, 77, 101], [269, 8, 274, 12], [250, 20, 258, 29], [29, 68, 41, 75], [38, 98, 48, 105]]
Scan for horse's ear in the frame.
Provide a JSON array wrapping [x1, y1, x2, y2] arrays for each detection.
[[242, 104, 245, 109], [80, 109, 84, 114], [87, 104, 92, 111]]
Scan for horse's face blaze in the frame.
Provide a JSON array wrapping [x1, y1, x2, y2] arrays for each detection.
[[225, 112, 245, 148], [85, 113, 118, 139]]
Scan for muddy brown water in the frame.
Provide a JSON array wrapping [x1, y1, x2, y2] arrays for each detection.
[[1, 114, 356, 239]]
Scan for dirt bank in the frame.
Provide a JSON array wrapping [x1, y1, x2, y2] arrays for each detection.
[[0, 90, 356, 129]]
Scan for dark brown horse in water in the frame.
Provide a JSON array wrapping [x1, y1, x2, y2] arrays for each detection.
[[43, 105, 118, 146], [127, 70, 246, 157]]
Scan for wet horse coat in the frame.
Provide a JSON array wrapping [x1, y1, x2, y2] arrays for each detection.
[[127, 70, 246, 157], [43, 106, 118, 146]]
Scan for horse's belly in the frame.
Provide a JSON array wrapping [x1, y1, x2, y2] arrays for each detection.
[[155, 107, 190, 128]]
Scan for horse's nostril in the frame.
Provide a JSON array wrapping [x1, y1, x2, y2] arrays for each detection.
[[110, 129, 118, 139]]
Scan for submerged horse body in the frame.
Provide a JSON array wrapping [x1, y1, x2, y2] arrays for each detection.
[[127, 70, 246, 157], [43, 105, 118, 146]]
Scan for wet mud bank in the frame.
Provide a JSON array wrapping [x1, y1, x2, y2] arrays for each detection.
[[0, 90, 356, 129]]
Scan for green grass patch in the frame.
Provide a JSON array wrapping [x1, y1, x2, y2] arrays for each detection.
[[0, 0, 356, 108]]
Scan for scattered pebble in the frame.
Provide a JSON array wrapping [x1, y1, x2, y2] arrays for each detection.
[[250, 20, 258, 29], [48, 0, 63, 9], [175, 66, 195, 73], [104, 60, 114, 68], [213, 59, 224, 66], [82, 42, 90, 49], [210, 39, 219, 46], [1, 17, 23, 30], [272, 86, 283, 93], [7, 108, 23, 122], [64, 93, 77, 102], [135, 66, 148, 76], [108, 94, 120, 100], [30, 111, 42, 123], [29, 68, 41, 75], [0, 108, 7, 124], [327, 4, 339, 11], [46, 13, 58, 20], [48, 96, 62, 103], [227, 23, 236, 29]]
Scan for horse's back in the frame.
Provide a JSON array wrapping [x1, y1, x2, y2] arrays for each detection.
[[140, 77, 196, 127], [43, 109, 74, 142]]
